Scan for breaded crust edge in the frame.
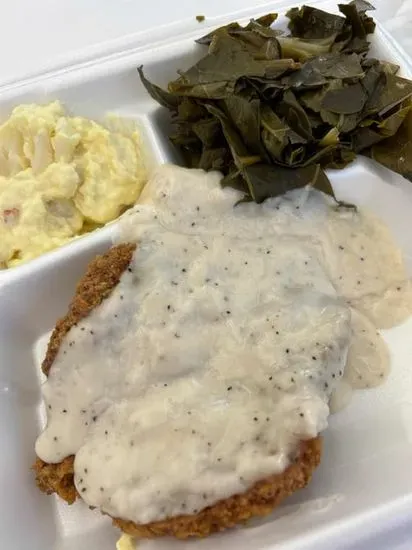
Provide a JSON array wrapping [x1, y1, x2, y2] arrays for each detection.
[[33, 243, 322, 539]]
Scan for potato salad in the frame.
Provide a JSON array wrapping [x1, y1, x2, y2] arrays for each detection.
[[0, 101, 147, 268]]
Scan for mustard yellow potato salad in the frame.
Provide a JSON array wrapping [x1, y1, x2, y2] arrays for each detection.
[[0, 101, 147, 268]]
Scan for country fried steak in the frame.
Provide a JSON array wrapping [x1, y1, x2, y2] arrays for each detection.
[[33, 243, 322, 539]]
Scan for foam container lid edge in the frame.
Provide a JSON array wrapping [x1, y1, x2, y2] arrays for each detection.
[[0, 0, 359, 94]]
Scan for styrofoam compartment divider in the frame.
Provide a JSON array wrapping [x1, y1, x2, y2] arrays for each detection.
[[1, 2, 412, 549]]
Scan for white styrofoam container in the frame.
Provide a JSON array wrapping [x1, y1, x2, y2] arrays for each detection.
[[1, 2, 412, 549]]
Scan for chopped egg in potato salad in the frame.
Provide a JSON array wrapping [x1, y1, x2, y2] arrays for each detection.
[[0, 101, 147, 268]]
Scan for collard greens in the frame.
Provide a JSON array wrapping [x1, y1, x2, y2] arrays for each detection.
[[139, 1, 412, 203]]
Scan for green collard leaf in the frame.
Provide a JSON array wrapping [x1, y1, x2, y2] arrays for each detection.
[[220, 20, 285, 64], [139, 6, 412, 201], [315, 1, 374, 55], [276, 90, 313, 141], [287, 145, 307, 166], [282, 52, 364, 90], [286, 2, 375, 52], [172, 79, 235, 100], [195, 14, 278, 46], [261, 105, 310, 166], [255, 38, 282, 61], [306, 112, 327, 137], [246, 76, 284, 100], [300, 82, 362, 132], [338, 1, 375, 40], [381, 61, 400, 76], [277, 36, 334, 62], [177, 98, 207, 121], [138, 66, 181, 110], [204, 103, 247, 158], [263, 59, 300, 79], [198, 147, 228, 170], [281, 65, 327, 90], [250, 13, 279, 28], [300, 88, 326, 113], [205, 103, 261, 169], [242, 163, 336, 203], [195, 23, 243, 45], [321, 52, 364, 79], [352, 102, 411, 152], [377, 103, 411, 136], [319, 127, 340, 146], [343, 36, 371, 55], [169, 122, 200, 148], [237, 22, 281, 44], [301, 79, 345, 113], [287, 6, 345, 39], [227, 30, 270, 53], [260, 105, 289, 161], [221, 95, 262, 155], [351, 0, 375, 12], [360, 60, 386, 105], [262, 128, 285, 162], [302, 144, 356, 169], [220, 168, 249, 194], [192, 118, 221, 147], [318, 109, 360, 133], [322, 81, 367, 114], [365, 74, 412, 117], [367, 109, 412, 182], [168, 34, 296, 99], [325, 147, 357, 169], [177, 149, 202, 169], [352, 126, 387, 152], [169, 34, 250, 98]]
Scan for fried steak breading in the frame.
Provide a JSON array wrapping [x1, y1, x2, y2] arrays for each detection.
[[33, 244, 322, 539]]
